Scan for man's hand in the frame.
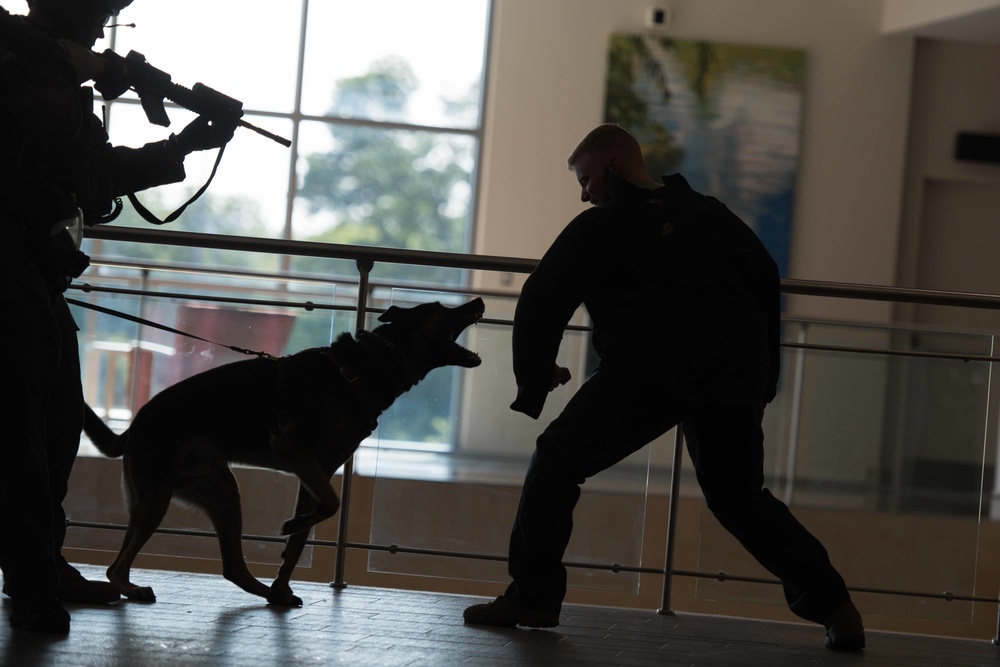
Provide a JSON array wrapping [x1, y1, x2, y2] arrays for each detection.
[[550, 365, 571, 390], [510, 365, 571, 420], [173, 115, 238, 155]]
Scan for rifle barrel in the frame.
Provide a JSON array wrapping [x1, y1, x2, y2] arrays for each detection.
[[238, 119, 292, 148]]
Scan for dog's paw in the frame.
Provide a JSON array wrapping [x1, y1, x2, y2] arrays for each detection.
[[125, 586, 156, 603], [267, 588, 303, 607]]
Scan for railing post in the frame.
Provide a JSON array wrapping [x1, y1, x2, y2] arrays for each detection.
[[331, 258, 374, 589], [783, 322, 808, 505], [658, 425, 685, 615], [994, 603, 1000, 645], [127, 268, 151, 417]]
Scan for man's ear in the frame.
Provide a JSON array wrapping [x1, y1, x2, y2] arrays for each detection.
[[607, 156, 621, 175]]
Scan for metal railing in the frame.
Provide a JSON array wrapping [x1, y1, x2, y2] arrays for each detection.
[[74, 225, 1000, 641]]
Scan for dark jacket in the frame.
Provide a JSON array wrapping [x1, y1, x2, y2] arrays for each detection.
[[1, 8, 186, 283], [511, 173, 780, 419]]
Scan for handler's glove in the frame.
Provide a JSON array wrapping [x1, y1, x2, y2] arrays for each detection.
[[172, 115, 238, 155], [94, 49, 129, 100]]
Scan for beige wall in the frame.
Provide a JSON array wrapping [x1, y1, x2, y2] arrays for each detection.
[[463, 0, 926, 488], [474, 0, 915, 324], [896, 38, 1000, 297], [469, 1, 1000, 490]]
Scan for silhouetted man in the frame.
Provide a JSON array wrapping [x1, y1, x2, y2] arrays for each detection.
[[463, 124, 865, 651]]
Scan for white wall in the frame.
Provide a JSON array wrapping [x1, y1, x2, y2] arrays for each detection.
[[896, 38, 1000, 296], [474, 0, 916, 323]]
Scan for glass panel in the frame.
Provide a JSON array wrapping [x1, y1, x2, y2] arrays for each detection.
[[293, 121, 476, 264], [72, 267, 351, 425], [64, 272, 357, 568], [366, 291, 649, 594], [95, 0, 488, 249], [102, 103, 293, 238], [110, 1, 303, 114], [302, 0, 489, 129], [694, 320, 992, 622], [65, 458, 301, 567], [102, 2, 302, 240]]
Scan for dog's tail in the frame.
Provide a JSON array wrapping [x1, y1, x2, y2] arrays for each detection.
[[82, 403, 126, 458]]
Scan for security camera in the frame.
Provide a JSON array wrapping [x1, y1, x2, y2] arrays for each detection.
[[647, 6, 670, 29]]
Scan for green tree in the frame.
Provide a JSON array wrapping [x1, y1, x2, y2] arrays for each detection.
[[295, 56, 473, 286], [92, 188, 275, 271], [293, 57, 477, 444]]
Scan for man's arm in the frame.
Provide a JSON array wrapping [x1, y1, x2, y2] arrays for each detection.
[[77, 103, 237, 223], [510, 209, 618, 418], [718, 199, 782, 402]]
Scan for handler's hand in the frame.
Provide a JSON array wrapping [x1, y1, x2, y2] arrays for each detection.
[[174, 115, 238, 155]]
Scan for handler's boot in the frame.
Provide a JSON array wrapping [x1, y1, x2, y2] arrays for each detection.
[[56, 560, 120, 604], [9, 596, 70, 634]]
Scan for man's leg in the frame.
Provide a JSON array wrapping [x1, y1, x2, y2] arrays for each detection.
[[465, 366, 680, 626], [682, 402, 863, 648], [46, 295, 119, 603], [0, 258, 69, 633]]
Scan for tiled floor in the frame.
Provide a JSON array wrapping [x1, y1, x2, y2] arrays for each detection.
[[2, 565, 999, 666]]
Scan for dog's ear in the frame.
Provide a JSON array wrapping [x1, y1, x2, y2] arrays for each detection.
[[378, 306, 403, 323]]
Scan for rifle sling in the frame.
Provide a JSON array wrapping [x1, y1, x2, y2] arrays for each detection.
[[126, 143, 227, 225]]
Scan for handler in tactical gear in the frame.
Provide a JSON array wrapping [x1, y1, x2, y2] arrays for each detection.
[[0, 0, 237, 633]]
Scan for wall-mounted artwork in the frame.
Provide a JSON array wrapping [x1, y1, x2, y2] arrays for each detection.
[[604, 35, 806, 277]]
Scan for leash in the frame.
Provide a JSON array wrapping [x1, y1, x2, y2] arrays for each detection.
[[65, 296, 277, 360]]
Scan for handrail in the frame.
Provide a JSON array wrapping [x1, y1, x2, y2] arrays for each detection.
[[783, 278, 1000, 309], [87, 225, 1000, 311], [85, 225, 537, 274], [71, 279, 1000, 361], [77, 224, 1000, 641]]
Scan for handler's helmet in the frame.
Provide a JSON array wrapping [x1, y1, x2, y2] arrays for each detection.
[[27, 0, 133, 28]]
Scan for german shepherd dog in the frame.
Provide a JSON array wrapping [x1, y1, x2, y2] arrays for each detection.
[[82, 298, 485, 606]]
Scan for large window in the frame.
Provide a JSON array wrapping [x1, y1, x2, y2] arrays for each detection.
[[97, 0, 491, 278], [77, 1, 493, 457]]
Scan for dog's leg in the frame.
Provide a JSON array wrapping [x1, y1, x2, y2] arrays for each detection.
[[267, 485, 318, 606], [176, 467, 273, 602], [108, 475, 173, 602], [270, 426, 341, 535]]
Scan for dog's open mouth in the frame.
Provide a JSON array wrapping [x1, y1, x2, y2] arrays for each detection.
[[449, 298, 485, 367]]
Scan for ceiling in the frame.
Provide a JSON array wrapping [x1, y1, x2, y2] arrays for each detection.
[[883, 4, 1000, 45]]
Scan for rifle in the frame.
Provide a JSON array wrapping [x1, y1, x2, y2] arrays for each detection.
[[98, 50, 290, 224], [105, 49, 290, 147]]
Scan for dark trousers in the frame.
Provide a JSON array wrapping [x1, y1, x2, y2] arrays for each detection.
[[0, 253, 60, 605], [45, 294, 85, 563], [503, 363, 851, 624], [0, 243, 83, 605]]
